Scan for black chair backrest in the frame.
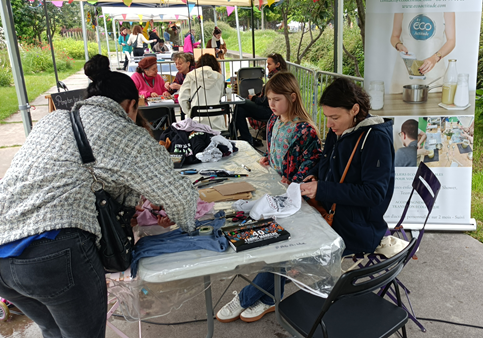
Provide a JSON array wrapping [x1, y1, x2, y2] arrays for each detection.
[[190, 104, 230, 118], [139, 106, 172, 125], [237, 67, 265, 81], [307, 238, 417, 337], [238, 78, 264, 98]]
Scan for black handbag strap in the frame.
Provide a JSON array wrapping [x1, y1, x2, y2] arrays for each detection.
[[69, 109, 96, 164]]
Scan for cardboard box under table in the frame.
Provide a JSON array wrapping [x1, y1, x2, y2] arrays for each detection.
[[134, 141, 344, 337]]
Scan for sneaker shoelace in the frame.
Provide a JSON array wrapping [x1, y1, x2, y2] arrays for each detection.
[[247, 301, 266, 313], [225, 291, 241, 313]]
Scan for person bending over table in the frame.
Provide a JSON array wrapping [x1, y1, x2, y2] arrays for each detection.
[[302, 77, 395, 256], [178, 54, 225, 130], [234, 53, 287, 146], [0, 55, 199, 338], [131, 56, 169, 99], [216, 72, 322, 324]]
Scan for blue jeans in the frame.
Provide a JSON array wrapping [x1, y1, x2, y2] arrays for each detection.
[[238, 272, 286, 308], [0, 228, 107, 338]]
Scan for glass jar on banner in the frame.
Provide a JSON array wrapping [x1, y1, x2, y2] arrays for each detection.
[[453, 73, 469, 107], [368, 80, 385, 110], [442, 59, 458, 105]]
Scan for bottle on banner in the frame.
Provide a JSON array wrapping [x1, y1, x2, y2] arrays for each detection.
[[441, 59, 458, 105], [369, 81, 385, 110], [453, 73, 469, 107]]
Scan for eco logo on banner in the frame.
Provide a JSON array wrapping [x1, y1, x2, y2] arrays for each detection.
[[409, 14, 435, 40]]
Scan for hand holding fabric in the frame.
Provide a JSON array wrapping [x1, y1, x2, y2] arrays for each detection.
[[300, 181, 318, 199]]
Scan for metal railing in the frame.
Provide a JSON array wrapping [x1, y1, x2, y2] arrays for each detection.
[[154, 56, 365, 136]]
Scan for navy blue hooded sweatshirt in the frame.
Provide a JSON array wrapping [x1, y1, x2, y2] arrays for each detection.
[[308, 116, 395, 254]]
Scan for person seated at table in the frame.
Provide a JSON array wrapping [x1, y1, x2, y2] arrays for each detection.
[[131, 56, 169, 99], [0, 54, 198, 338], [165, 53, 195, 95], [216, 72, 321, 325], [459, 120, 474, 144], [206, 26, 227, 59], [178, 54, 225, 130], [301, 77, 395, 256], [395, 119, 418, 167], [234, 53, 287, 147], [127, 25, 156, 57], [153, 39, 169, 53]]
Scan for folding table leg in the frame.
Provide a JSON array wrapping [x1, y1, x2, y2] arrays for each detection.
[[204, 275, 214, 338]]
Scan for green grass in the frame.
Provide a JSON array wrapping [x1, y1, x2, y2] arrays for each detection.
[[223, 30, 281, 57], [0, 60, 85, 121], [468, 105, 483, 242]]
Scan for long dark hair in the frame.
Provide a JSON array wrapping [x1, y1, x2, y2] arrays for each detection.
[[196, 54, 221, 73], [319, 77, 371, 124], [267, 53, 287, 71], [84, 54, 139, 108]]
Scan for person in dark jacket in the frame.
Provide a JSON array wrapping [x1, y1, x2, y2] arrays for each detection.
[[301, 77, 395, 255], [234, 53, 287, 146]]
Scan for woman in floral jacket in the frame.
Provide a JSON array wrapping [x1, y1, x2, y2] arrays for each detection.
[[259, 72, 322, 183]]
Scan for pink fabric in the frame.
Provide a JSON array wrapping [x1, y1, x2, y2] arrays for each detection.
[[195, 198, 215, 219], [183, 35, 194, 53], [136, 198, 214, 226], [131, 72, 166, 98]]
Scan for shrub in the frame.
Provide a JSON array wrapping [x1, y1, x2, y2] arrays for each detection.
[[53, 37, 107, 59], [193, 21, 233, 45], [19, 42, 75, 74]]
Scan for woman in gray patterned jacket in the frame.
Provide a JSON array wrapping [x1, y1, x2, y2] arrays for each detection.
[[0, 55, 198, 338]]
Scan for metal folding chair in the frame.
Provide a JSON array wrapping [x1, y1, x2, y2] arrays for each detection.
[[350, 161, 441, 332], [279, 238, 416, 338]]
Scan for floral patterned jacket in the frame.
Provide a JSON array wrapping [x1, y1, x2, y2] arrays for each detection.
[[266, 114, 322, 183]]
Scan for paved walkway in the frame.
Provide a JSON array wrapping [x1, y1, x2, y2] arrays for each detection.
[[0, 65, 482, 338]]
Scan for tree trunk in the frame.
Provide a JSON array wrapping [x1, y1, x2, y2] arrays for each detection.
[[343, 44, 361, 77], [281, 2, 291, 62], [355, 0, 365, 51]]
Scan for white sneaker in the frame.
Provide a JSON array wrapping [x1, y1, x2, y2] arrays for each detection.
[[239, 300, 275, 322], [216, 291, 245, 323]]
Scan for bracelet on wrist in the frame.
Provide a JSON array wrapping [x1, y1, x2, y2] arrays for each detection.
[[435, 51, 442, 62], [394, 41, 403, 51]]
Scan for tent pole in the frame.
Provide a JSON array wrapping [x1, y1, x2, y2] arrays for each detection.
[[199, 8, 205, 46], [0, 0, 31, 136], [213, 6, 217, 26], [333, 0, 343, 73], [42, 0, 60, 93], [261, 5, 264, 31], [250, 0, 255, 59], [102, 9, 110, 60], [96, 12, 102, 54], [80, 1, 89, 62], [113, 19, 120, 70], [235, 6, 242, 59]]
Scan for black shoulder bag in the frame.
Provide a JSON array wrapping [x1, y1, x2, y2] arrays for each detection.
[[69, 109, 136, 272]]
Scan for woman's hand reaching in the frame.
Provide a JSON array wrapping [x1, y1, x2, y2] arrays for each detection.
[[259, 157, 269, 166], [301, 175, 318, 199], [419, 54, 439, 74]]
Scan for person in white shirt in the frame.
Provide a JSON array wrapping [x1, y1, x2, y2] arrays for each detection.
[[127, 25, 156, 57]]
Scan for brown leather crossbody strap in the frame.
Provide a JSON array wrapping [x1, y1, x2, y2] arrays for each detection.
[[339, 131, 365, 184]]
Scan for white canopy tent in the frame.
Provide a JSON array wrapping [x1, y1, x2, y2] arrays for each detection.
[[101, 5, 204, 66]]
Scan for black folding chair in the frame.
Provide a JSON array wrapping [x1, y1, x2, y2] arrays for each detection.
[[138, 106, 173, 140], [349, 161, 441, 332], [190, 104, 232, 139], [279, 238, 416, 338]]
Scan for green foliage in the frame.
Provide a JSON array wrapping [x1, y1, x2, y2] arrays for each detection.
[[193, 21, 233, 45], [477, 15, 483, 89], [20, 41, 75, 74], [0, 50, 12, 87], [53, 37, 107, 60]]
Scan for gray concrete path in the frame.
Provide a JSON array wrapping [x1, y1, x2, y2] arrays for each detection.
[[1, 64, 482, 338]]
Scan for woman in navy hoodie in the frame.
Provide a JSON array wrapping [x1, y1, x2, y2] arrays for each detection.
[[301, 78, 395, 255]]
